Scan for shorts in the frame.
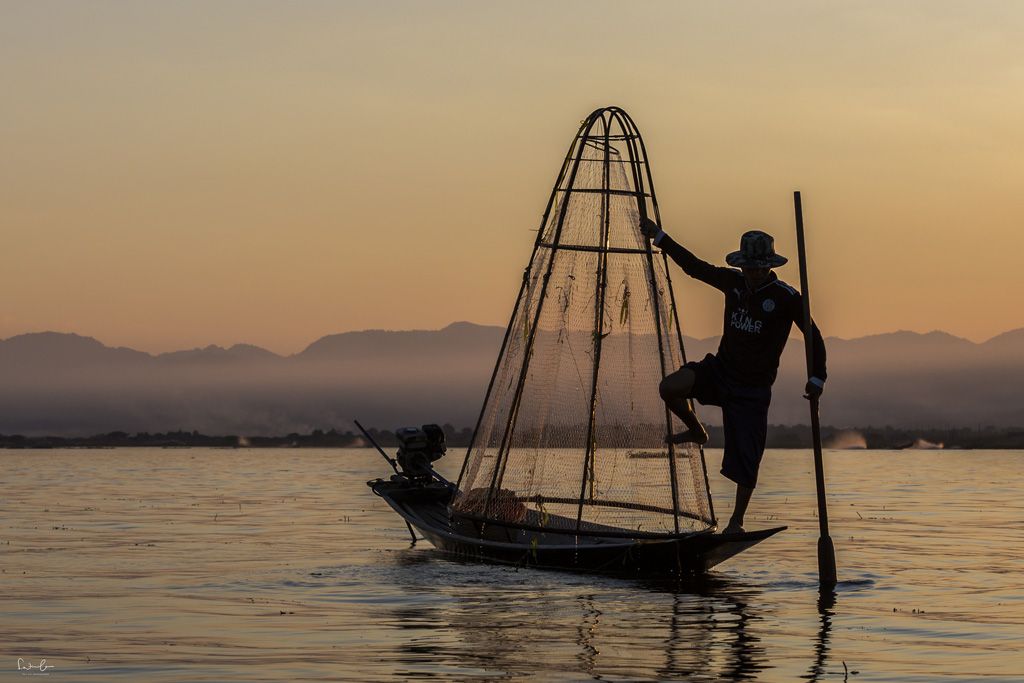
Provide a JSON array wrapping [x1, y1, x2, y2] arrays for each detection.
[[684, 353, 772, 489]]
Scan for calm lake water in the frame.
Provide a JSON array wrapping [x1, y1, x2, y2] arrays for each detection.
[[1, 448, 1022, 682]]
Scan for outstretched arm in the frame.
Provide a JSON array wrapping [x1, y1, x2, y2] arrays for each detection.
[[640, 218, 735, 292]]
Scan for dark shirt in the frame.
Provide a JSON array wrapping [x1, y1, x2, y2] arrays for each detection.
[[658, 233, 827, 387]]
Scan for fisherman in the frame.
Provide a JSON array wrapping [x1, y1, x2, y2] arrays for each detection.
[[640, 218, 826, 534]]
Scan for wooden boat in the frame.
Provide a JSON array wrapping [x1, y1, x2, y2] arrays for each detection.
[[366, 106, 785, 577], [369, 475, 784, 576]]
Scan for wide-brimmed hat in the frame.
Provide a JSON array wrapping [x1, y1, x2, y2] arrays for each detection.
[[725, 230, 788, 268]]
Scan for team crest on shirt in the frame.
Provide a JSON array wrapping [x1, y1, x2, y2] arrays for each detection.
[[762, 299, 776, 313]]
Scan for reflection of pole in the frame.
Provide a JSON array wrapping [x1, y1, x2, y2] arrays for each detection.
[[794, 191, 838, 588], [574, 594, 601, 677], [807, 589, 837, 682]]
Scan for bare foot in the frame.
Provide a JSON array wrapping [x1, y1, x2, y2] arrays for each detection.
[[720, 521, 745, 534], [665, 426, 708, 445]]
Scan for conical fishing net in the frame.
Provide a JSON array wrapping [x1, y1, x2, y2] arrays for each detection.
[[454, 108, 715, 536]]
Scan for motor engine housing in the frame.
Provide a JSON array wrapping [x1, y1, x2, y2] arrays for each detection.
[[395, 424, 446, 481]]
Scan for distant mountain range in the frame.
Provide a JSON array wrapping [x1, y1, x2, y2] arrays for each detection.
[[1, 322, 1022, 436]]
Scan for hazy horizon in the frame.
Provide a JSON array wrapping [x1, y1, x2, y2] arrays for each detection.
[[3, 321, 1023, 436], [4, 2, 1024, 354], [2, 317, 1024, 356]]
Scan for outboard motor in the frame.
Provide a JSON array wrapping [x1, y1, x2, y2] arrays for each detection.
[[395, 424, 447, 482]]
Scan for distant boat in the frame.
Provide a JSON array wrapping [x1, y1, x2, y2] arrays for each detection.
[[627, 450, 669, 459], [895, 439, 945, 450], [626, 449, 695, 459], [367, 107, 784, 577]]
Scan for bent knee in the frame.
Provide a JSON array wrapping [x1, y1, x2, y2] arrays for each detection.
[[658, 377, 673, 401], [660, 368, 695, 401]]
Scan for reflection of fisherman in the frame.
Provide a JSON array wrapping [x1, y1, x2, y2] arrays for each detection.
[[640, 218, 827, 534]]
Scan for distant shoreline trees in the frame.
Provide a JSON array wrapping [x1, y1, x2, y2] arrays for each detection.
[[1, 424, 1023, 450]]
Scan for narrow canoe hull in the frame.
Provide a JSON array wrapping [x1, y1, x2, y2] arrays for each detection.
[[369, 478, 784, 577]]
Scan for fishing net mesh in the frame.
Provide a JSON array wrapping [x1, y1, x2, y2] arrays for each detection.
[[454, 115, 714, 535]]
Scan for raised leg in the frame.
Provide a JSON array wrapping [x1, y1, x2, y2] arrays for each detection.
[[659, 368, 708, 445]]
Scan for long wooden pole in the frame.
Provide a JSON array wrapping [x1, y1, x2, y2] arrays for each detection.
[[793, 190, 838, 589]]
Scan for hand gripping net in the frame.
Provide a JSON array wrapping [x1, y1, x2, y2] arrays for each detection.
[[454, 107, 715, 536]]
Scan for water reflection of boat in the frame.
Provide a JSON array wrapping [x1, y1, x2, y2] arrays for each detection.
[[383, 555, 776, 680]]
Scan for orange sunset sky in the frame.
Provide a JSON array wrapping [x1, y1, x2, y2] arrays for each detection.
[[3, 2, 1023, 354]]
